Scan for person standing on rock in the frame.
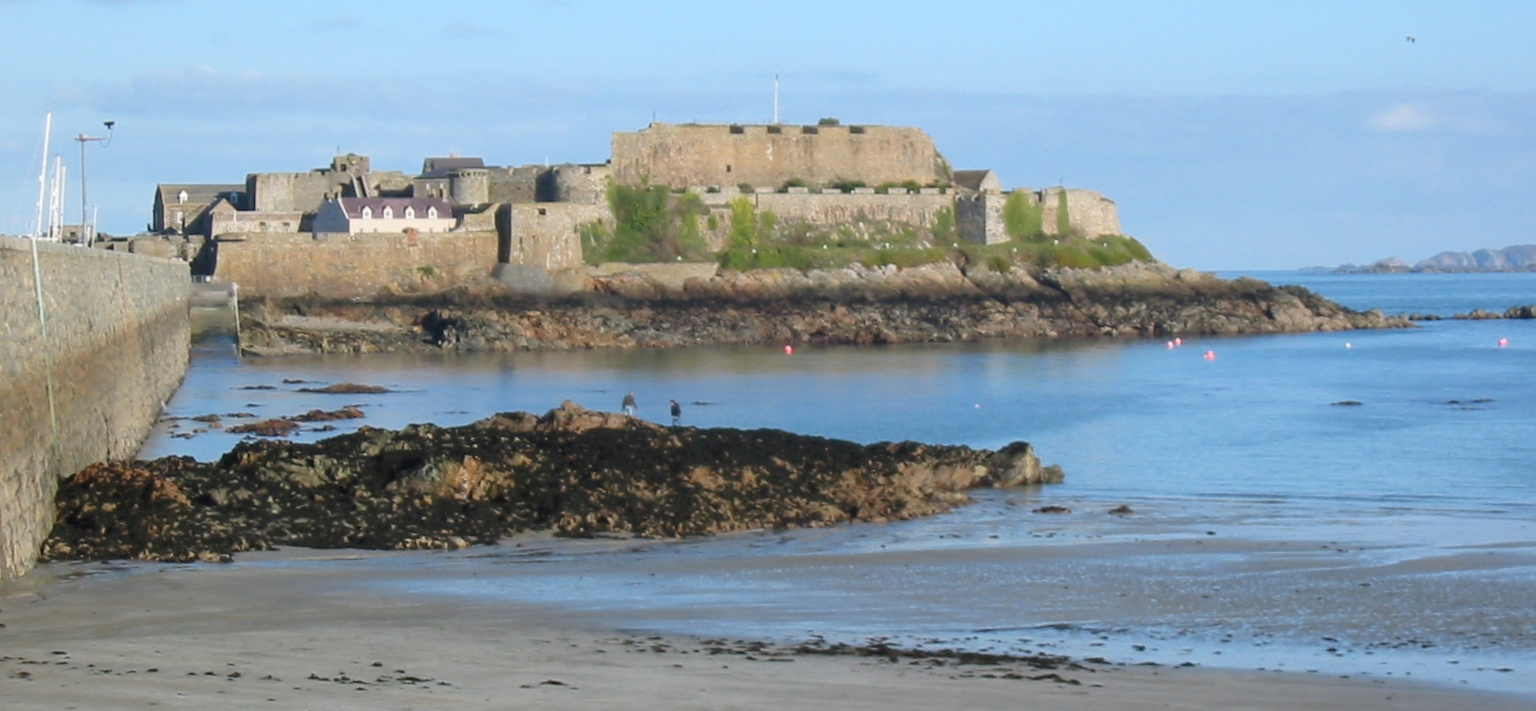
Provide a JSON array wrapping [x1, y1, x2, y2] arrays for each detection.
[[622, 392, 637, 417], [670, 399, 682, 426]]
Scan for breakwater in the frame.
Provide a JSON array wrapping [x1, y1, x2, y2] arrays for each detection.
[[0, 237, 190, 580], [237, 261, 1409, 356]]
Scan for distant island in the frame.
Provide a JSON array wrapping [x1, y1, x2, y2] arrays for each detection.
[[1317, 244, 1536, 273]]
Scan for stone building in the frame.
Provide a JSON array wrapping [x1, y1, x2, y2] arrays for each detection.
[[151, 183, 244, 235]]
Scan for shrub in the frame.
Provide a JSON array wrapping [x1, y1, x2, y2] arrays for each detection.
[[986, 255, 1012, 273], [582, 183, 711, 264], [930, 206, 957, 243], [1055, 189, 1072, 237], [1003, 192, 1043, 240], [818, 117, 841, 125]]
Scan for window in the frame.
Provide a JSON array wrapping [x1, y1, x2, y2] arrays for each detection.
[[427, 206, 438, 219], [729, 125, 745, 134], [538, 208, 547, 216], [404, 206, 416, 219], [362, 206, 373, 219], [382, 206, 394, 219], [766, 125, 782, 134], [177, 190, 188, 204]]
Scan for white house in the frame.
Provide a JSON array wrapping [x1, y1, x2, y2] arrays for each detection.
[[312, 197, 456, 235]]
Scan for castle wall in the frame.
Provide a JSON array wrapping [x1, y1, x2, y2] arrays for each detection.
[[548, 164, 610, 204], [211, 231, 500, 299], [957, 194, 1007, 245], [247, 171, 351, 213], [0, 237, 189, 580], [741, 191, 954, 232], [488, 166, 541, 204], [1040, 188, 1121, 237], [507, 203, 605, 270], [612, 123, 948, 190]]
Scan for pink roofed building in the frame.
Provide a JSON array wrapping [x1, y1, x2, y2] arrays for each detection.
[[312, 197, 456, 235]]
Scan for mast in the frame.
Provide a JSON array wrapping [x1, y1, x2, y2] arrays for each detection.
[[33, 113, 51, 239], [773, 73, 780, 124]]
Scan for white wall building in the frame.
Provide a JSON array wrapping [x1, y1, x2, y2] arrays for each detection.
[[312, 197, 456, 235]]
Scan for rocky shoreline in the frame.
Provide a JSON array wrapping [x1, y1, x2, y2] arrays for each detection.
[[42, 402, 1062, 564], [236, 262, 1410, 356]]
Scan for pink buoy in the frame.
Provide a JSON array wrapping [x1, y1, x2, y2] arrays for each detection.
[[1167, 341, 1175, 349], [784, 345, 794, 355], [1174, 338, 1183, 346], [1203, 350, 1216, 360], [1498, 338, 1509, 347]]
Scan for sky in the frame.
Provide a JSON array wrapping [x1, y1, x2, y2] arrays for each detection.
[[2, 0, 1534, 269]]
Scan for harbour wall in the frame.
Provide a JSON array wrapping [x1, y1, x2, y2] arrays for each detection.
[[0, 237, 190, 580], [209, 231, 502, 299]]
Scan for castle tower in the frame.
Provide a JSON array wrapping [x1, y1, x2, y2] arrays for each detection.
[[449, 168, 490, 206]]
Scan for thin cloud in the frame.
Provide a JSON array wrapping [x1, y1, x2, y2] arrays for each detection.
[[1368, 104, 1437, 132]]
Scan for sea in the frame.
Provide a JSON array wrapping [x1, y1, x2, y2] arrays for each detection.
[[137, 270, 1536, 697]]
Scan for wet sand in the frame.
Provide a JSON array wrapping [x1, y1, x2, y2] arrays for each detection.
[[3, 544, 1532, 711]]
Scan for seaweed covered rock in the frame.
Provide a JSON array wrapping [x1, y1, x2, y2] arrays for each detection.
[[43, 402, 1062, 563]]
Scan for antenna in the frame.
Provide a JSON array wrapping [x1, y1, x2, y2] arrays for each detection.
[[773, 73, 780, 124]]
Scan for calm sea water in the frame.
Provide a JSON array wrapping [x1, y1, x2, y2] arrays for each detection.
[[140, 271, 1536, 697]]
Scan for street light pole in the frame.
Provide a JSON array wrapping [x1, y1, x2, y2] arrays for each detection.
[[75, 120, 114, 247]]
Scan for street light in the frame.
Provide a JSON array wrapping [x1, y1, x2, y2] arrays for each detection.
[[75, 120, 114, 247]]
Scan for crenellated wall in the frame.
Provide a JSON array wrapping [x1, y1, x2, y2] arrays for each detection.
[[612, 123, 948, 190], [0, 237, 190, 580]]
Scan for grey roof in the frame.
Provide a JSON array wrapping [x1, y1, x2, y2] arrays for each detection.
[[334, 197, 453, 219], [952, 170, 996, 191], [419, 157, 486, 178], [156, 184, 244, 203]]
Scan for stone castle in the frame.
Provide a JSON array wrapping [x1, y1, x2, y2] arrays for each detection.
[[154, 123, 1121, 298]]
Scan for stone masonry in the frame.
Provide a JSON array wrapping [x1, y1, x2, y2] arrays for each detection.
[[0, 237, 189, 580], [611, 123, 949, 190]]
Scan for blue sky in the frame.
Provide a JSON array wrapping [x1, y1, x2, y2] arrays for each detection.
[[2, 0, 1534, 269]]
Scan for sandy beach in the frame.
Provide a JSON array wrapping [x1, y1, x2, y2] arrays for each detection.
[[4, 540, 1532, 711]]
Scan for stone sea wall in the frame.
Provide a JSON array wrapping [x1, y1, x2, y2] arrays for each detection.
[[210, 230, 501, 299], [0, 237, 190, 580]]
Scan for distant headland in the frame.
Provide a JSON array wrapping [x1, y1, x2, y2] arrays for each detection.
[[1313, 244, 1536, 274]]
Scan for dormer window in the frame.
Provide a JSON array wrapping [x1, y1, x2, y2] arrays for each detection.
[[404, 206, 416, 219], [361, 206, 373, 219], [427, 206, 439, 219], [177, 190, 188, 204], [382, 206, 394, 219]]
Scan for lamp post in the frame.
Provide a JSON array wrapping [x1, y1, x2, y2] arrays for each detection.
[[75, 120, 114, 247]]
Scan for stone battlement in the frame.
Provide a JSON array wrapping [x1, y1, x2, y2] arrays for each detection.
[[611, 123, 950, 191]]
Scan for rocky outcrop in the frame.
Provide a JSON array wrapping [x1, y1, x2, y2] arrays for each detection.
[[42, 402, 1063, 563], [236, 262, 1408, 356]]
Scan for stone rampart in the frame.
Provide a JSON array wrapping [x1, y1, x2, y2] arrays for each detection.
[[612, 123, 947, 190], [211, 231, 500, 299], [743, 191, 953, 232], [507, 203, 605, 271], [1040, 188, 1121, 237], [0, 237, 189, 580]]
